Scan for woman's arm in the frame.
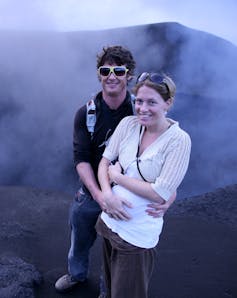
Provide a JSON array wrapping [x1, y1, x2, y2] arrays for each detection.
[[97, 157, 113, 195], [98, 157, 133, 220], [109, 132, 191, 204], [108, 162, 166, 204]]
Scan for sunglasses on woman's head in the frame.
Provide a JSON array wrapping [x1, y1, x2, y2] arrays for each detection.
[[98, 66, 129, 77], [136, 72, 170, 94]]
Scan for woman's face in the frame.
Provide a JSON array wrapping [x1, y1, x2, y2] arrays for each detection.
[[135, 85, 171, 128]]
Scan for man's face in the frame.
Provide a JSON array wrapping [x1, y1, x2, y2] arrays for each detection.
[[98, 63, 129, 97]]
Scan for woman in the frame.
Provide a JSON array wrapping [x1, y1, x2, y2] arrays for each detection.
[[96, 72, 191, 298]]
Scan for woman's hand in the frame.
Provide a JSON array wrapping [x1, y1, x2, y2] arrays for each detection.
[[103, 190, 132, 221], [108, 161, 122, 183]]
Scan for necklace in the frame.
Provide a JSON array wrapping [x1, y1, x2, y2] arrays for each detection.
[[136, 126, 148, 182], [136, 122, 171, 181]]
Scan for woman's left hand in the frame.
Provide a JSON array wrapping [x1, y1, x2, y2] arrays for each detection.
[[108, 161, 122, 183]]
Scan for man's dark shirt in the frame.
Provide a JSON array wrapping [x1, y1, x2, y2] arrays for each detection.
[[73, 91, 134, 189]]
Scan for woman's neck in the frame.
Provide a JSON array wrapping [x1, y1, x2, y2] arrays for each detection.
[[145, 119, 170, 135], [138, 119, 171, 156]]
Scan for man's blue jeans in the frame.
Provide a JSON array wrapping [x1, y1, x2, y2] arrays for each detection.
[[68, 189, 101, 281]]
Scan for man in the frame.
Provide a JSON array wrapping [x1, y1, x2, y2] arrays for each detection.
[[55, 45, 175, 294]]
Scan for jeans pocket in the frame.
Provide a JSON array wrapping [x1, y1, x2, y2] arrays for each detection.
[[75, 191, 88, 206]]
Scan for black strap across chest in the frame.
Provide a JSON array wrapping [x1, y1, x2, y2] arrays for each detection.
[[136, 126, 148, 182]]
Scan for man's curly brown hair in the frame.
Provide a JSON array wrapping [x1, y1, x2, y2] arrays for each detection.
[[97, 45, 136, 77]]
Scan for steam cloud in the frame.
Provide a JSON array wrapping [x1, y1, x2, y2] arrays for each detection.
[[0, 23, 237, 198]]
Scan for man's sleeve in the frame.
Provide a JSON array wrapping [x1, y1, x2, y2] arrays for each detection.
[[73, 105, 92, 167]]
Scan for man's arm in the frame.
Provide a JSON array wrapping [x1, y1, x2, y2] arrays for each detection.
[[146, 191, 177, 218], [73, 106, 105, 208], [76, 161, 106, 210]]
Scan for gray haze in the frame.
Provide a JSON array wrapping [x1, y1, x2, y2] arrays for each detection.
[[0, 22, 237, 198], [0, 0, 236, 45]]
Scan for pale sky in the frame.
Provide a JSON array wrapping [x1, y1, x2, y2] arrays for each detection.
[[0, 0, 236, 45]]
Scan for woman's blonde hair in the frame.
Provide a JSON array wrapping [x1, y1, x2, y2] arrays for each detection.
[[132, 73, 176, 102]]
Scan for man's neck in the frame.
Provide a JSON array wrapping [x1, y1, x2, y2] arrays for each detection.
[[102, 90, 127, 110]]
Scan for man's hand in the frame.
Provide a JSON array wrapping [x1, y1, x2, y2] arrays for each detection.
[[146, 191, 177, 218], [146, 201, 170, 218]]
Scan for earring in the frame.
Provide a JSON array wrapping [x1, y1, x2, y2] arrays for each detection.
[[164, 110, 167, 115]]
